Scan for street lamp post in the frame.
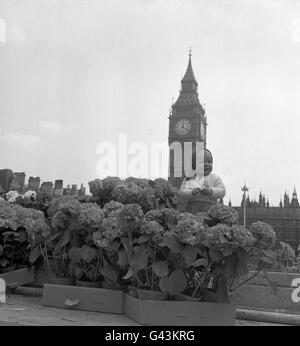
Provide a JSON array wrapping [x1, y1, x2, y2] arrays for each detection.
[[241, 183, 249, 228]]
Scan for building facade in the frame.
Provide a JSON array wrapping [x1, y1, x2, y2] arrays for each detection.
[[10, 172, 26, 193], [234, 188, 300, 250], [27, 177, 41, 192], [0, 169, 13, 193]]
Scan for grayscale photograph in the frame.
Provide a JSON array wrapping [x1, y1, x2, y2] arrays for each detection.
[[0, 0, 300, 330]]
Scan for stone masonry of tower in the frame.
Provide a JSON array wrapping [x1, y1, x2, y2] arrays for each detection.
[[168, 52, 207, 188]]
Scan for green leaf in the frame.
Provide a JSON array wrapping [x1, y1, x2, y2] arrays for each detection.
[[121, 237, 130, 256], [159, 269, 187, 295], [54, 228, 71, 253], [129, 246, 149, 274], [183, 245, 198, 266], [152, 261, 169, 277], [189, 258, 208, 268], [68, 247, 81, 263], [0, 258, 10, 267], [236, 259, 249, 276], [209, 250, 223, 263], [2, 232, 14, 242], [165, 197, 173, 209], [106, 241, 121, 253], [223, 255, 238, 277], [117, 248, 129, 268], [123, 268, 133, 280], [80, 245, 96, 263], [236, 248, 249, 276], [86, 266, 98, 281], [29, 246, 41, 264], [159, 232, 184, 254], [262, 249, 278, 260], [18, 231, 28, 243], [100, 258, 118, 284], [136, 235, 150, 244], [73, 266, 83, 279]]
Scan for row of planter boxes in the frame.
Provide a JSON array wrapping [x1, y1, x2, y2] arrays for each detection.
[[41, 283, 236, 326], [4, 267, 300, 324], [0, 267, 236, 325]]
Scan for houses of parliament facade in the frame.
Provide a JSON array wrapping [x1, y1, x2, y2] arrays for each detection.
[[233, 189, 300, 249]]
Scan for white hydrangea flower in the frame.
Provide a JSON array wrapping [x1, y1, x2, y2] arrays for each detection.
[[23, 190, 37, 202], [6, 190, 19, 203]]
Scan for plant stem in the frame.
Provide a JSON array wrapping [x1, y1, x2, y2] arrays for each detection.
[[229, 276, 236, 291], [94, 250, 100, 282], [156, 247, 168, 259], [151, 242, 157, 290], [229, 263, 265, 292], [43, 241, 51, 274]]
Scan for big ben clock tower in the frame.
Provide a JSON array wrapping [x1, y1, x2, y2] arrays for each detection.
[[168, 51, 207, 188]]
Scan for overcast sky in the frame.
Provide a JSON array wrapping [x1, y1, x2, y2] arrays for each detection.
[[0, 0, 300, 206]]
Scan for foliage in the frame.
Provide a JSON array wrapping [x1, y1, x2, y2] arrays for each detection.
[[46, 197, 104, 278], [0, 177, 281, 302], [68, 245, 101, 282], [250, 221, 276, 249], [278, 241, 295, 261], [88, 177, 122, 206], [208, 204, 239, 226], [0, 200, 50, 271]]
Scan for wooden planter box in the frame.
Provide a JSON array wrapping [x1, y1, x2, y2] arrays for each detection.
[[0, 267, 34, 289], [42, 284, 125, 314], [24, 269, 52, 288], [125, 294, 236, 326]]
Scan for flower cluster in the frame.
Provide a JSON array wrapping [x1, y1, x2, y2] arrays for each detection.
[[112, 182, 156, 212], [103, 201, 125, 217], [102, 216, 127, 242], [0, 200, 50, 239], [112, 182, 141, 204], [144, 208, 180, 230], [47, 196, 81, 218], [89, 177, 122, 199], [250, 221, 276, 249], [51, 211, 69, 232], [208, 204, 239, 226], [174, 212, 206, 246], [230, 225, 256, 251], [0, 200, 19, 230], [140, 220, 164, 241], [153, 178, 180, 207], [204, 223, 238, 256], [118, 203, 144, 222], [5, 191, 19, 203], [123, 177, 150, 187], [23, 191, 38, 203], [77, 203, 105, 230], [92, 230, 110, 248], [49, 198, 105, 234]]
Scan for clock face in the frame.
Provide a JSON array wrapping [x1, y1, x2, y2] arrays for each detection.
[[174, 119, 192, 136]]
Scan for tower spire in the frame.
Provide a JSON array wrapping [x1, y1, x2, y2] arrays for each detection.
[[182, 49, 197, 83]]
